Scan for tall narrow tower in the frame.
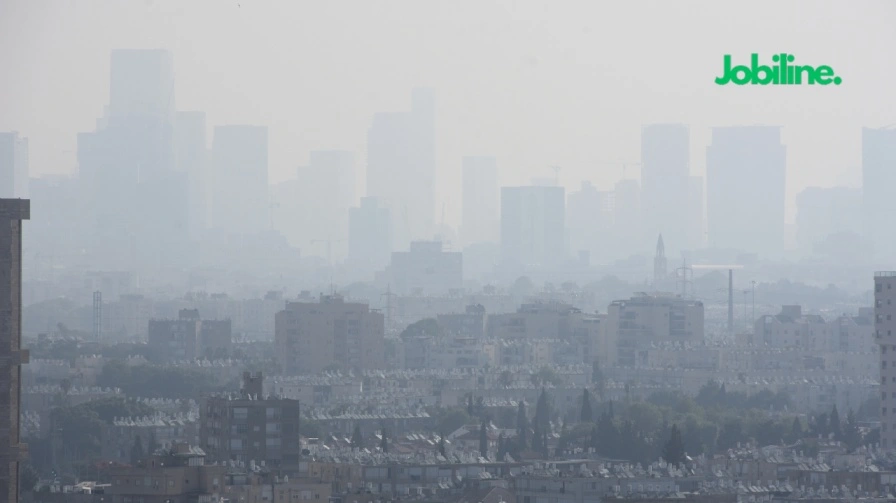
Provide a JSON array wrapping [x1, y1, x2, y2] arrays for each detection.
[[0, 198, 29, 502], [653, 234, 667, 290]]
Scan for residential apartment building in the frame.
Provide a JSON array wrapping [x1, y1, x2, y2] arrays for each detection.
[[275, 294, 385, 375], [876, 272, 896, 449], [605, 293, 704, 367], [148, 309, 232, 360], [200, 373, 301, 473]]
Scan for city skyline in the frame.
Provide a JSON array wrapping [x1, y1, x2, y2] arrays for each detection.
[[2, 0, 895, 228]]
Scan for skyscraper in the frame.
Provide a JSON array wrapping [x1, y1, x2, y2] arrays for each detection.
[[863, 127, 896, 260], [0, 132, 28, 199], [0, 198, 29, 502], [78, 49, 182, 271], [500, 186, 565, 268], [461, 156, 499, 246], [211, 125, 269, 234], [875, 271, 896, 449], [613, 178, 641, 258], [706, 126, 786, 256], [641, 124, 689, 253], [366, 88, 435, 249]]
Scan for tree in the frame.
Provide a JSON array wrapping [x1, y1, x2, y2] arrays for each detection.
[[130, 435, 146, 464], [467, 394, 475, 417], [595, 412, 618, 456], [830, 405, 842, 440], [438, 434, 447, 457], [351, 425, 363, 450], [479, 420, 489, 458], [787, 417, 803, 444], [813, 412, 829, 438], [20, 463, 38, 493], [535, 388, 551, 430], [843, 409, 861, 452], [516, 401, 529, 448], [662, 424, 686, 467], [496, 434, 506, 460], [380, 429, 388, 453], [580, 389, 593, 423]]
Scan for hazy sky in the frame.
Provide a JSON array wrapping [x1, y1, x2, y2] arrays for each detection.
[[1, 0, 894, 226]]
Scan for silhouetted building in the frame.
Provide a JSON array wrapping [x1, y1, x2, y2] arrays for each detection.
[[0, 132, 28, 199], [79, 49, 185, 271], [500, 186, 565, 268], [686, 175, 704, 250], [863, 127, 896, 259], [388, 241, 462, 295], [462, 156, 499, 246], [200, 373, 301, 472], [366, 88, 435, 249], [275, 294, 385, 374], [706, 126, 786, 256], [641, 124, 689, 253], [107, 443, 227, 502], [211, 125, 269, 234], [0, 198, 29, 503], [348, 197, 392, 273]]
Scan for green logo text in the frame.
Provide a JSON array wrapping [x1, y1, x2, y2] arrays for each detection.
[[715, 53, 841, 86]]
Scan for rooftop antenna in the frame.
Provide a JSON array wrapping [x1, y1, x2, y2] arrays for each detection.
[[381, 284, 396, 329], [550, 165, 561, 186]]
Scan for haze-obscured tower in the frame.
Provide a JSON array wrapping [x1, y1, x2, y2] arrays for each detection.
[[79, 49, 184, 270], [706, 126, 786, 256], [176, 111, 209, 238], [295, 150, 356, 260], [641, 124, 689, 253], [366, 88, 435, 249], [863, 127, 896, 260], [0, 199, 29, 502], [348, 197, 392, 274], [0, 133, 28, 199]]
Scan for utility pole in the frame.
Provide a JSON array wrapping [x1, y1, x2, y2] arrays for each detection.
[[728, 269, 734, 335]]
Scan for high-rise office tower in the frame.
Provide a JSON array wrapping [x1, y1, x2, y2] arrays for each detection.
[[706, 126, 786, 256], [366, 88, 435, 249], [0, 133, 28, 199], [295, 150, 356, 260], [211, 125, 269, 234], [176, 111, 209, 237], [500, 186, 565, 268], [875, 271, 896, 449], [461, 156, 499, 246], [0, 198, 29, 502], [863, 127, 896, 260], [653, 234, 667, 288], [78, 49, 183, 270], [641, 124, 689, 253]]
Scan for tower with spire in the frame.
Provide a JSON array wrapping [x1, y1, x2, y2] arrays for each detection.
[[653, 234, 667, 290]]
